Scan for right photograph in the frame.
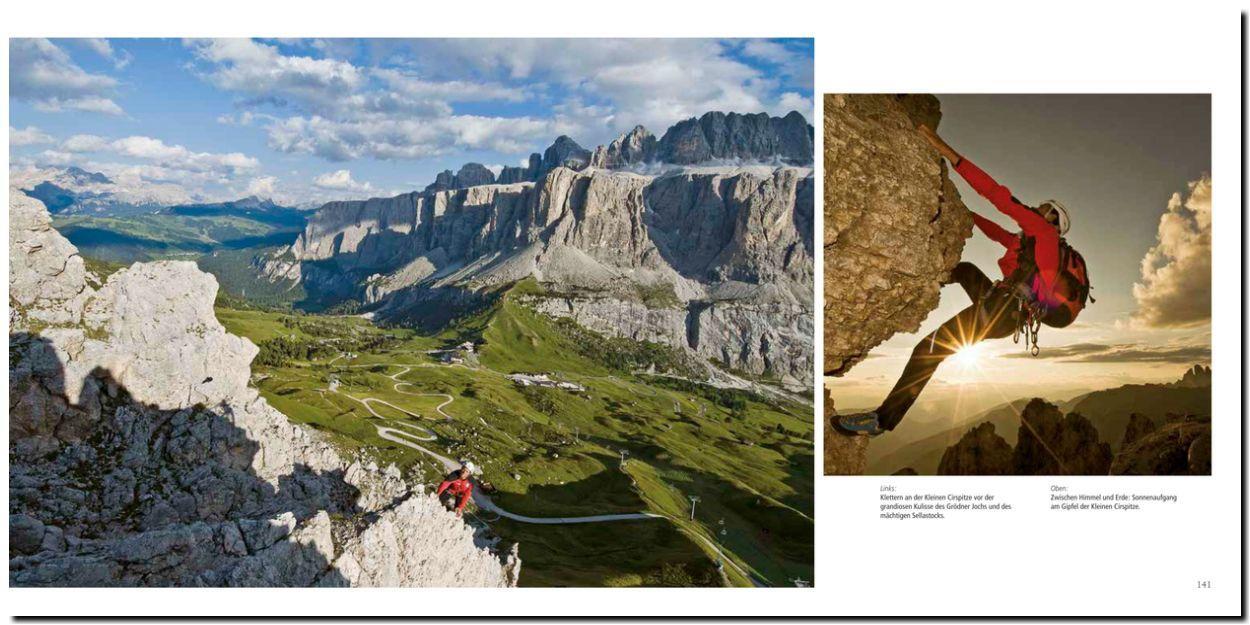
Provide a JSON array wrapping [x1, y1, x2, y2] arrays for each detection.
[[823, 94, 1212, 476]]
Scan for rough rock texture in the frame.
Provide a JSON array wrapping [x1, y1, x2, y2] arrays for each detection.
[[936, 423, 1013, 476], [9, 190, 520, 587], [590, 126, 659, 169], [1111, 414, 1212, 475], [822, 388, 868, 475], [1013, 399, 1112, 475], [273, 164, 815, 387], [822, 94, 971, 376], [426, 163, 498, 192], [541, 135, 592, 174], [822, 94, 972, 475], [498, 154, 542, 185], [658, 111, 813, 165], [1120, 413, 1158, 448]]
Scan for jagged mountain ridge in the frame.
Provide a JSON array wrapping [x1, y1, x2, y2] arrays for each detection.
[[868, 367, 1212, 475], [407, 110, 813, 192], [263, 111, 815, 387], [934, 398, 1210, 476], [9, 188, 520, 587]]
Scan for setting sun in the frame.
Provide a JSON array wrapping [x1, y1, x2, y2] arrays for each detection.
[[949, 341, 987, 371]]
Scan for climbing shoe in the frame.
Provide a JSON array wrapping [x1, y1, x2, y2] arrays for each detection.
[[834, 411, 885, 436]]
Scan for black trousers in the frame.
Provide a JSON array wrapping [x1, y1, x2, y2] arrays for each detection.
[[875, 263, 1021, 431]]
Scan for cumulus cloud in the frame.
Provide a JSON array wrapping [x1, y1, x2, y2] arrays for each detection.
[[267, 114, 556, 162], [10, 126, 54, 146], [313, 169, 374, 193], [10, 39, 124, 115], [395, 39, 812, 134], [1000, 341, 1210, 364], [1132, 175, 1212, 328], [80, 38, 132, 70], [243, 175, 279, 198], [57, 134, 259, 174], [183, 38, 811, 164], [185, 38, 364, 115]]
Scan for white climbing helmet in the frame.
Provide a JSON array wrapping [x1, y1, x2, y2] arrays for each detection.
[[460, 460, 479, 476], [1041, 199, 1070, 235]]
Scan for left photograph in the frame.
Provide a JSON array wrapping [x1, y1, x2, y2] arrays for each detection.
[[9, 38, 816, 588]]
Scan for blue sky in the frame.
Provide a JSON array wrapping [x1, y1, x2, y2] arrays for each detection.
[[10, 38, 814, 205]]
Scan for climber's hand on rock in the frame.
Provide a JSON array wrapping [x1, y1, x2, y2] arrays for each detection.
[[917, 124, 962, 166]]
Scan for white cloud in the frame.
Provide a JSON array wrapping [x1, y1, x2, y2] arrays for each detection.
[[37, 150, 74, 165], [61, 134, 110, 152], [80, 38, 132, 70], [185, 38, 365, 115], [10, 126, 54, 146], [244, 175, 279, 198], [216, 111, 256, 126], [777, 92, 814, 116], [1132, 175, 1212, 328], [57, 134, 259, 174], [10, 39, 124, 115], [395, 39, 811, 138], [313, 169, 374, 193], [267, 114, 556, 162], [185, 38, 810, 164]]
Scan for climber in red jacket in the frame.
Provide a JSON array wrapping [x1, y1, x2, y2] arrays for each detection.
[[836, 124, 1088, 436], [437, 466, 474, 516]]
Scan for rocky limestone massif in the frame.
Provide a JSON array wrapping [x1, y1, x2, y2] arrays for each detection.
[[9, 190, 520, 587], [821, 94, 972, 474], [263, 111, 816, 388], [932, 399, 1211, 476]]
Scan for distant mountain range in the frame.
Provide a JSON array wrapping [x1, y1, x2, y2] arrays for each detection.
[[46, 193, 308, 264], [867, 365, 1212, 475], [15, 166, 195, 216]]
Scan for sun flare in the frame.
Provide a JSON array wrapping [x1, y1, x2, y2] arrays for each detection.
[[949, 341, 987, 372]]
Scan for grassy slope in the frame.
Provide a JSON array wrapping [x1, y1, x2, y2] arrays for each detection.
[[216, 281, 813, 587]]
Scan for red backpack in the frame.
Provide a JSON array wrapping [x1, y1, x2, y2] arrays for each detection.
[[1015, 235, 1093, 323]]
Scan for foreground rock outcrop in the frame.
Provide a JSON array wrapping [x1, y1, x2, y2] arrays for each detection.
[[9, 190, 520, 587], [264, 112, 815, 388], [822, 94, 971, 376], [822, 94, 972, 474]]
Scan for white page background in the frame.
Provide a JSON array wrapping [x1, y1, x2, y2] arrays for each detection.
[[3, 0, 1243, 617]]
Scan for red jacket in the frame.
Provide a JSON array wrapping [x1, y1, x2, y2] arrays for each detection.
[[437, 478, 473, 512], [955, 158, 1062, 308]]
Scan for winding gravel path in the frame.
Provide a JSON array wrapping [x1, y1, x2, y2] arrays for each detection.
[[329, 362, 765, 584]]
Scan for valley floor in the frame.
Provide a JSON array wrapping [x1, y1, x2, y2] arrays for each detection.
[[215, 294, 814, 587]]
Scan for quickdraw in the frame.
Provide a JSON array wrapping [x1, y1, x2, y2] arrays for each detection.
[[1013, 296, 1046, 357]]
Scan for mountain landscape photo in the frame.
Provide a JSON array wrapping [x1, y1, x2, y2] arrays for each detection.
[[9, 38, 815, 587]]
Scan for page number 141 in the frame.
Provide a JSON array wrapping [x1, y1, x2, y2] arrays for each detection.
[[1197, 580, 1212, 589]]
